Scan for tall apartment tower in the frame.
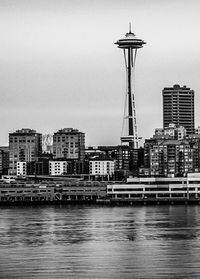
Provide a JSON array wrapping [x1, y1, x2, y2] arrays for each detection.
[[162, 84, 195, 135], [53, 128, 85, 160], [9, 128, 42, 174]]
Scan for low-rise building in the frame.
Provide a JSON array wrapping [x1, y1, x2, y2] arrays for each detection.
[[154, 124, 186, 140], [49, 161, 68, 176], [0, 146, 9, 175], [89, 160, 115, 178], [17, 162, 27, 176]]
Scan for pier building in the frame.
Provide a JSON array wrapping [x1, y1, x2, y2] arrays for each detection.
[[107, 173, 200, 204], [1, 173, 200, 205], [0, 180, 107, 204]]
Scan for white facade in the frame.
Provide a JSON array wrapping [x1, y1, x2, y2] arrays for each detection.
[[42, 134, 53, 153], [1, 175, 17, 183], [89, 160, 115, 176], [164, 124, 186, 140], [176, 126, 186, 140], [154, 124, 186, 140], [49, 161, 68, 176], [17, 162, 27, 176], [195, 127, 200, 135], [107, 173, 200, 200]]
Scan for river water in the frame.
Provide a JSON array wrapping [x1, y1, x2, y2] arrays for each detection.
[[0, 205, 200, 278]]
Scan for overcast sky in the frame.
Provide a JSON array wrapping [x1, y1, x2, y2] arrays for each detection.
[[1, 0, 200, 146]]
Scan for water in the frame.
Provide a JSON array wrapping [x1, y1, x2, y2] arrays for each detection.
[[0, 205, 200, 278]]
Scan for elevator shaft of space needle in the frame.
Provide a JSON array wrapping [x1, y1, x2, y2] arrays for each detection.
[[115, 25, 146, 149]]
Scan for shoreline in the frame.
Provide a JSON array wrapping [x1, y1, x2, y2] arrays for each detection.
[[1, 198, 200, 206]]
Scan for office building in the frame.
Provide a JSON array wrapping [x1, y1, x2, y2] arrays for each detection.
[[53, 128, 85, 160], [9, 129, 42, 175], [163, 84, 195, 135]]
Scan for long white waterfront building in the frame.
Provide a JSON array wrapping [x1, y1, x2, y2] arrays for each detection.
[[107, 173, 200, 201]]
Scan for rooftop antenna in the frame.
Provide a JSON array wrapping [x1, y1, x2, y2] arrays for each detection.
[[129, 22, 132, 33]]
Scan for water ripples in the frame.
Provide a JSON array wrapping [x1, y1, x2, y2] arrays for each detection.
[[0, 205, 200, 278]]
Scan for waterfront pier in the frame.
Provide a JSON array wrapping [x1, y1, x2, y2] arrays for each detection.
[[1, 173, 200, 205]]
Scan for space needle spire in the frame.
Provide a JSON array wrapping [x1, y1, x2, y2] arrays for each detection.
[[115, 25, 146, 148]]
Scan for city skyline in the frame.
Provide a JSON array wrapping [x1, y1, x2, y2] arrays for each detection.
[[1, 0, 200, 146]]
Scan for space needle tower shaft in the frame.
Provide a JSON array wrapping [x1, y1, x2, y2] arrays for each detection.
[[127, 48, 133, 136], [115, 24, 146, 148]]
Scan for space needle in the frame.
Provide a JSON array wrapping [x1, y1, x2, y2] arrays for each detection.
[[115, 24, 146, 148]]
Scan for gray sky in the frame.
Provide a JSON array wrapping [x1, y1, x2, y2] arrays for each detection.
[[1, 0, 200, 146]]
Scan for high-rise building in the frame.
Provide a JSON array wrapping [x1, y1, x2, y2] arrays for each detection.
[[9, 128, 42, 174], [163, 84, 195, 135], [53, 128, 85, 160]]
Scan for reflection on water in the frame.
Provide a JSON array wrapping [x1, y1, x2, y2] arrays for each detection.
[[0, 205, 200, 278]]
